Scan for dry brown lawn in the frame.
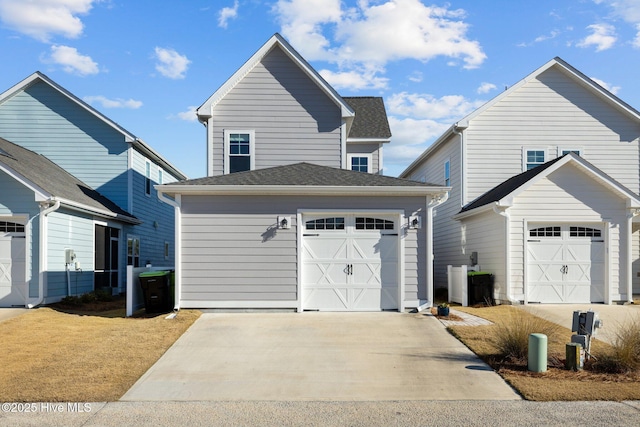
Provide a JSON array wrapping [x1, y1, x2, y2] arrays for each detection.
[[449, 305, 640, 401], [0, 306, 200, 402]]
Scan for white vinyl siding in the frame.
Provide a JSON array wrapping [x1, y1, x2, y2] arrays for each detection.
[[404, 133, 462, 288], [209, 46, 342, 176], [465, 66, 640, 202], [508, 165, 628, 302]]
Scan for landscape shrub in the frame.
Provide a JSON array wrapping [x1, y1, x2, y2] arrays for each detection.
[[492, 308, 561, 360], [592, 315, 640, 374]]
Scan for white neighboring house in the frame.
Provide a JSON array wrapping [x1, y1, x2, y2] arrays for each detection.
[[401, 57, 640, 305]]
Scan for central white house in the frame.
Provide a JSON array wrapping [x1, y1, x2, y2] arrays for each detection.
[[157, 34, 448, 312]]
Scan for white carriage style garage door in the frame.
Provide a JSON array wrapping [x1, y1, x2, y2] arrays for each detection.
[[527, 224, 605, 303], [301, 214, 399, 311], [0, 220, 27, 307]]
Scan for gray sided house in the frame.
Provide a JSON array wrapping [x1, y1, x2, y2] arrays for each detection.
[[401, 57, 640, 305], [158, 34, 448, 311], [0, 72, 186, 307]]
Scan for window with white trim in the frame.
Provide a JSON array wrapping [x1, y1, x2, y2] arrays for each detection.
[[444, 160, 450, 186], [524, 149, 546, 171], [127, 236, 140, 267], [158, 168, 164, 185], [529, 226, 561, 237], [225, 130, 255, 174], [570, 226, 601, 237], [347, 154, 372, 173], [355, 217, 394, 230]]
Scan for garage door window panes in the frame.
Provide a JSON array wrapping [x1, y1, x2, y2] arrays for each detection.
[[570, 226, 601, 237], [355, 217, 394, 230], [0, 222, 24, 233], [530, 226, 560, 237], [305, 217, 345, 230]]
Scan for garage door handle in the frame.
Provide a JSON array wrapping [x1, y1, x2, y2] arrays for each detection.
[[560, 265, 568, 274], [346, 264, 353, 275]]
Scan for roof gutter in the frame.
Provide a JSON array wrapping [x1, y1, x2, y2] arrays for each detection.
[[52, 197, 141, 225], [28, 200, 60, 308], [156, 185, 450, 197]]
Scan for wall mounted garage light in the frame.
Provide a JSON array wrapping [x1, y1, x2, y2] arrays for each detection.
[[409, 215, 422, 229], [278, 216, 291, 229]]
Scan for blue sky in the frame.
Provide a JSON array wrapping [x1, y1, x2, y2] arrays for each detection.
[[1, 0, 639, 178]]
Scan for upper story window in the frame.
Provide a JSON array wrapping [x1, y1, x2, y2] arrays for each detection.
[[348, 154, 371, 173], [524, 149, 546, 171], [158, 168, 164, 185], [444, 160, 450, 186], [225, 130, 255, 174], [145, 162, 151, 195], [560, 148, 582, 157]]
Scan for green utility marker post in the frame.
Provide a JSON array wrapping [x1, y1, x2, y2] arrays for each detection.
[[528, 333, 548, 372]]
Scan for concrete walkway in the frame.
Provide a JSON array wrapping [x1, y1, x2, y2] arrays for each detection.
[[519, 303, 640, 345], [122, 312, 519, 401], [0, 308, 27, 323]]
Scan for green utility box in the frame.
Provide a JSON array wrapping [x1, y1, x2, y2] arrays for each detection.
[[139, 270, 175, 314]]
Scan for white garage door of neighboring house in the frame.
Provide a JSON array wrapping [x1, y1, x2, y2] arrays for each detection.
[[302, 214, 399, 311], [0, 221, 27, 307], [527, 224, 605, 303]]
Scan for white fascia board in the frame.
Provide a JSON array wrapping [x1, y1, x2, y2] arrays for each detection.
[[156, 184, 449, 197], [0, 163, 50, 201], [53, 197, 142, 225], [131, 138, 187, 180], [196, 34, 355, 122], [452, 203, 497, 221], [347, 137, 391, 144]]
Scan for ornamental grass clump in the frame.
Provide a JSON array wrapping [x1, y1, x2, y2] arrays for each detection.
[[492, 308, 561, 360], [592, 315, 640, 374]]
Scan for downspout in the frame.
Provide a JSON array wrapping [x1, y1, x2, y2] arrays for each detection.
[[493, 204, 517, 304], [626, 209, 639, 304], [421, 191, 450, 309], [28, 200, 61, 308], [157, 190, 182, 313]]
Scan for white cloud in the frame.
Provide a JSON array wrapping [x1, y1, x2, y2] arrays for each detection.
[[477, 82, 496, 94], [577, 23, 617, 51], [47, 45, 98, 75], [272, 0, 486, 90], [590, 77, 620, 95], [594, 0, 640, 47], [173, 106, 198, 122], [319, 68, 388, 90], [154, 47, 191, 79], [384, 116, 451, 166], [386, 92, 484, 120], [83, 95, 142, 109], [408, 71, 423, 83], [218, 0, 239, 29], [0, 0, 95, 42]]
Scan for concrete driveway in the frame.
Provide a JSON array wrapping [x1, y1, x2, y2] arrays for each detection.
[[519, 303, 640, 345], [122, 312, 519, 401]]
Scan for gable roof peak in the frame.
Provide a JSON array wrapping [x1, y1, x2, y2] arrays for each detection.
[[196, 33, 354, 122]]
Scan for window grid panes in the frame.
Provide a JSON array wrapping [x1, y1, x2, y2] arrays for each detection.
[[0, 221, 25, 232], [350, 156, 369, 172], [355, 217, 394, 230], [305, 217, 345, 230], [229, 133, 251, 173], [530, 226, 561, 237], [526, 150, 545, 170], [570, 226, 601, 237]]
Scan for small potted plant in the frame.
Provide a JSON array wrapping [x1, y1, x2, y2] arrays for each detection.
[[437, 302, 450, 317]]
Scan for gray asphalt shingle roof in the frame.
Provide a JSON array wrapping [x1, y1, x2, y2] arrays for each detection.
[[344, 97, 392, 139], [166, 162, 438, 187], [0, 137, 138, 222]]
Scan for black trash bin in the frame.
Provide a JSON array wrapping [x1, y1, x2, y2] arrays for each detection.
[[139, 270, 173, 313], [467, 271, 495, 306]]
